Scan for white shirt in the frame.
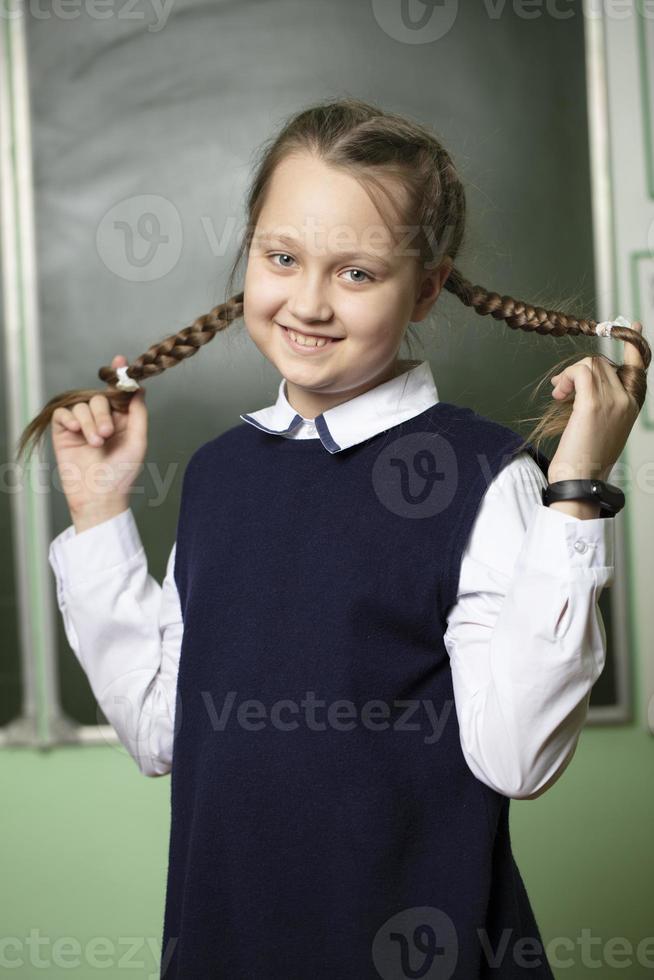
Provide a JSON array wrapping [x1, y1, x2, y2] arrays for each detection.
[[48, 359, 614, 798]]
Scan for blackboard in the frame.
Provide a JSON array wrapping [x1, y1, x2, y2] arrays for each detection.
[[0, 0, 628, 731]]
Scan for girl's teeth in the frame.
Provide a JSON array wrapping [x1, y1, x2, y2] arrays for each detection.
[[288, 329, 330, 348]]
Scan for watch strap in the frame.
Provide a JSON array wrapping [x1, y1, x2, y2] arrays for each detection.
[[542, 479, 625, 517]]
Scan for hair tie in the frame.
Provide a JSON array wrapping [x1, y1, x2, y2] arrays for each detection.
[[595, 314, 632, 338], [115, 365, 141, 392]]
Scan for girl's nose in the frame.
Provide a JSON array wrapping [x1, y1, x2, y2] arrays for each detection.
[[286, 274, 333, 322]]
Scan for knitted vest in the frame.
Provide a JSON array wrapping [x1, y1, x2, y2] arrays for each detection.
[[160, 400, 555, 980]]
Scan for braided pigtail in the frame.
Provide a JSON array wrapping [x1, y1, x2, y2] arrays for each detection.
[[443, 267, 651, 456], [14, 291, 244, 465]]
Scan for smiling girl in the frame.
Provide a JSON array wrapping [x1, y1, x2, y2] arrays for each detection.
[[17, 97, 649, 979]]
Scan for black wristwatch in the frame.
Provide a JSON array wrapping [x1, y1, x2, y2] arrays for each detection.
[[542, 479, 625, 518]]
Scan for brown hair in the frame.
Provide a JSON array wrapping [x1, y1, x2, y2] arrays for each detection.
[[15, 95, 650, 465]]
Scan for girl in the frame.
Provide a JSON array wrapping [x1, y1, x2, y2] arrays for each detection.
[[18, 97, 649, 979]]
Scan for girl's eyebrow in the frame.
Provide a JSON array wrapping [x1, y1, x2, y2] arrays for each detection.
[[254, 232, 394, 269]]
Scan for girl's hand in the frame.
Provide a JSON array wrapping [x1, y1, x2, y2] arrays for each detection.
[[546, 322, 645, 484], [51, 354, 148, 516]]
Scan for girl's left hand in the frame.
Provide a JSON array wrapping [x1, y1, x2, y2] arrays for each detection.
[[546, 321, 645, 484]]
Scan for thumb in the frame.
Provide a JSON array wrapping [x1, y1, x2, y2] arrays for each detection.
[[623, 321, 645, 370], [127, 387, 148, 436]]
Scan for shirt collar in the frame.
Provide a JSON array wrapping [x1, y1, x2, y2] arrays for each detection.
[[239, 359, 439, 453]]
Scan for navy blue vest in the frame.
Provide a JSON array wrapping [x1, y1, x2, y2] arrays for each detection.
[[160, 400, 555, 979]]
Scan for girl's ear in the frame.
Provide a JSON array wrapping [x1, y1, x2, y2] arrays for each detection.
[[411, 258, 452, 322]]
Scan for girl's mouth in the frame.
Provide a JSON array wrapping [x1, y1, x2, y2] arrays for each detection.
[[279, 323, 344, 354]]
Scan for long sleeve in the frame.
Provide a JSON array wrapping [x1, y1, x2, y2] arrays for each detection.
[[48, 508, 182, 777], [444, 451, 614, 801]]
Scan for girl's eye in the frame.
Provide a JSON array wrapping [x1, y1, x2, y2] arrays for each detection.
[[270, 253, 295, 269], [268, 253, 373, 284], [341, 269, 372, 284]]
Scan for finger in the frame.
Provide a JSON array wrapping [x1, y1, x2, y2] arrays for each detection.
[[71, 402, 105, 446], [593, 353, 628, 398], [89, 393, 115, 437], [551, 362, 594, 401], [551, 373, 572, 398], [110, 354, 127, 376], [623, 321, 646, 370], [551, 366, 577, 397], [552, 355, 620, 399], [551, 355, 596, 396], [127, 386, 148, 440], [52, 406, 82, 432]]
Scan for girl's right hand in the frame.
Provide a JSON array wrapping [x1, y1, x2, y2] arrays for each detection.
[[51, 354, 148, 517]]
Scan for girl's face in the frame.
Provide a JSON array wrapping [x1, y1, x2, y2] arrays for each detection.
[[243, 152, 451, 419]]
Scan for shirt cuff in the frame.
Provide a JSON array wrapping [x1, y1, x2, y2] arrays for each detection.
[[517, 503, 615, 577], [48, 507, 145, 592]]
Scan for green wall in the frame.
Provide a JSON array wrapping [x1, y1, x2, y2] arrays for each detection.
[[2, 712, 653, 978]]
